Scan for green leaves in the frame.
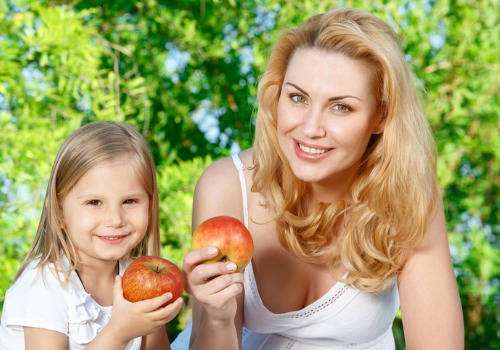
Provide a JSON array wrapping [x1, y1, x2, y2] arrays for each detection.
[[0, 0, 498, 347]]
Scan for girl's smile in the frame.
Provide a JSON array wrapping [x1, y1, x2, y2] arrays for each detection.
[[61, 155, 150, 264], [96, 234, 129, 244]]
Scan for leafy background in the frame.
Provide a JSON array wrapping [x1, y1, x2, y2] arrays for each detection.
[[0, 0, 498, 348]]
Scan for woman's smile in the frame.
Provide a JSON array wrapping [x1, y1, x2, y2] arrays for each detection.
[[295, 140, 333, 161], [277, 48, 385, 191]]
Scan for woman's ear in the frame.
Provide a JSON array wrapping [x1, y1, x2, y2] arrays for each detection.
[[373, 111, 387, 135]]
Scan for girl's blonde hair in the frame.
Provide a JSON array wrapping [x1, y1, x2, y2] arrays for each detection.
[[252, 8, 439, 292], [14, 121, 160, 284]]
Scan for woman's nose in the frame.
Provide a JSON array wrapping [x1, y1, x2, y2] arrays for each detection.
[[302, 108, 326, 138]]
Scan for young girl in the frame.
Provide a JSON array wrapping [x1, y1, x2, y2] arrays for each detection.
[[0, 121, 183, 350]]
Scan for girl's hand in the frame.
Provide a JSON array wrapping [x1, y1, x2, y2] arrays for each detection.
[[105, 275, 184, 346], [182, 247, 244, 322]]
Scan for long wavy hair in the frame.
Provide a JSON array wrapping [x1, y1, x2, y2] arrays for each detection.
[[14, 121, 160, 284], [252, 8, 439, 292]]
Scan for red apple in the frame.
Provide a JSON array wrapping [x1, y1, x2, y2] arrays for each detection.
[[122, 256, 184, 307], [192, 216, 254, 272]]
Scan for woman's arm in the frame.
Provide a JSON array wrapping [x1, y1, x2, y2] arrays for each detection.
[[398, 199, 464, 349], [184, 156, 247, 349]]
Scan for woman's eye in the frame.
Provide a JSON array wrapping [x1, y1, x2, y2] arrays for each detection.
[[333, 104, 350, 112], [290, 94, 307, 104]]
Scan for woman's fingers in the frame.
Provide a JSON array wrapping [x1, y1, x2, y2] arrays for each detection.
[[199, 272, 243, 296], [182, 246, 219, 272], [191, 261, 237, 285], [182, 247, 244, 295]]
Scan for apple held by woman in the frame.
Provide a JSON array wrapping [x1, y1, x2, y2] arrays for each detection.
[[122, 256, 184, 307], [191, 216, 254, 272]]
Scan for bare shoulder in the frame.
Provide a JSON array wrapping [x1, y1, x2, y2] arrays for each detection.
[[195, 148, 253, 191], [237, 148, 254, 168], [193, 149, 253, 228], [196, 155, 238, 184]]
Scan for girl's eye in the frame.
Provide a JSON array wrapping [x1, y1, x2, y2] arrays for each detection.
[[123, 199, 138, 205], [290, 94, 307, 104], [87, 200, 101, 206], [332, 103, 350, 112]]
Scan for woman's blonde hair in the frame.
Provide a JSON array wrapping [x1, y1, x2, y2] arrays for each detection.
[[14, 121, 160, 284], [252, 8, 439, 292]]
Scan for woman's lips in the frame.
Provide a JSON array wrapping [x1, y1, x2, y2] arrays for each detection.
[[298, 143, 331, 154], [294, 141, 333, 161]]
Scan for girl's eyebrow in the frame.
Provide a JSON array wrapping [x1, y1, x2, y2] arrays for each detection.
[[284, 81, 363, 102]]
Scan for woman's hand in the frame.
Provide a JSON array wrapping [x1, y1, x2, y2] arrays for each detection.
[[182, 246, 244, 322]]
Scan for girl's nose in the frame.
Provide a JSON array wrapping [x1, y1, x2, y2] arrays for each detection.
[[302, 108, 326, 138], [105, 206, 125, 227]]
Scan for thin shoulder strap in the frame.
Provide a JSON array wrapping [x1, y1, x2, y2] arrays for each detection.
[[231, 154, 249, 228]]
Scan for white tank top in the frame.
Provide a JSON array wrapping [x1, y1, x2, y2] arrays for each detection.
[[232, 154, 400, 350], [170, 155, 400, 350]]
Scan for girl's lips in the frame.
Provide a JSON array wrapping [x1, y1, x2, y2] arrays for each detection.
[[98, 235, 128, 245]]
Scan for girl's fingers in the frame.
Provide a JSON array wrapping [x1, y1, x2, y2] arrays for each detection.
[[113, 275, 125, 301], [149, 297, 184, 322], [130, 292, 172, 313]]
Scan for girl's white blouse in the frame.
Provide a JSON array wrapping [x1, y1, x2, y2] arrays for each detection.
[[0, 256, 141, 350]]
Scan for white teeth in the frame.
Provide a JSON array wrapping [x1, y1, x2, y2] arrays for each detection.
[[299, 143, 328, 154]]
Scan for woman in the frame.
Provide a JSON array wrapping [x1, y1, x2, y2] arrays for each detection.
[[174, 7, 463, 349]]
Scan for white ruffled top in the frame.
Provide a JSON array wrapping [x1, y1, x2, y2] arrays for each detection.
[[0, 256, 141, 350]]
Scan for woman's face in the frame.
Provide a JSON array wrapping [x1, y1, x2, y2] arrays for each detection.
[[277, 48, 384, 201]]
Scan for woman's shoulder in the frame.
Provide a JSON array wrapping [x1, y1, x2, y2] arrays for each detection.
[[196, 149, 253, 188], [193, 149, 253, 222]]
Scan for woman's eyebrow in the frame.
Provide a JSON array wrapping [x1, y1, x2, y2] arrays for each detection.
[[328, 95, 363, 102], [284, 82, 362, 101], [284, 82, 309, 96]]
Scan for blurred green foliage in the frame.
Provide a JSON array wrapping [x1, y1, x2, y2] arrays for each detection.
[[0, 0, 498, 348]]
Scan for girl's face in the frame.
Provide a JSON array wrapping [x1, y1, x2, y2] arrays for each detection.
[[277, 48, 384, 202], [61, 156, 149, 265]]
